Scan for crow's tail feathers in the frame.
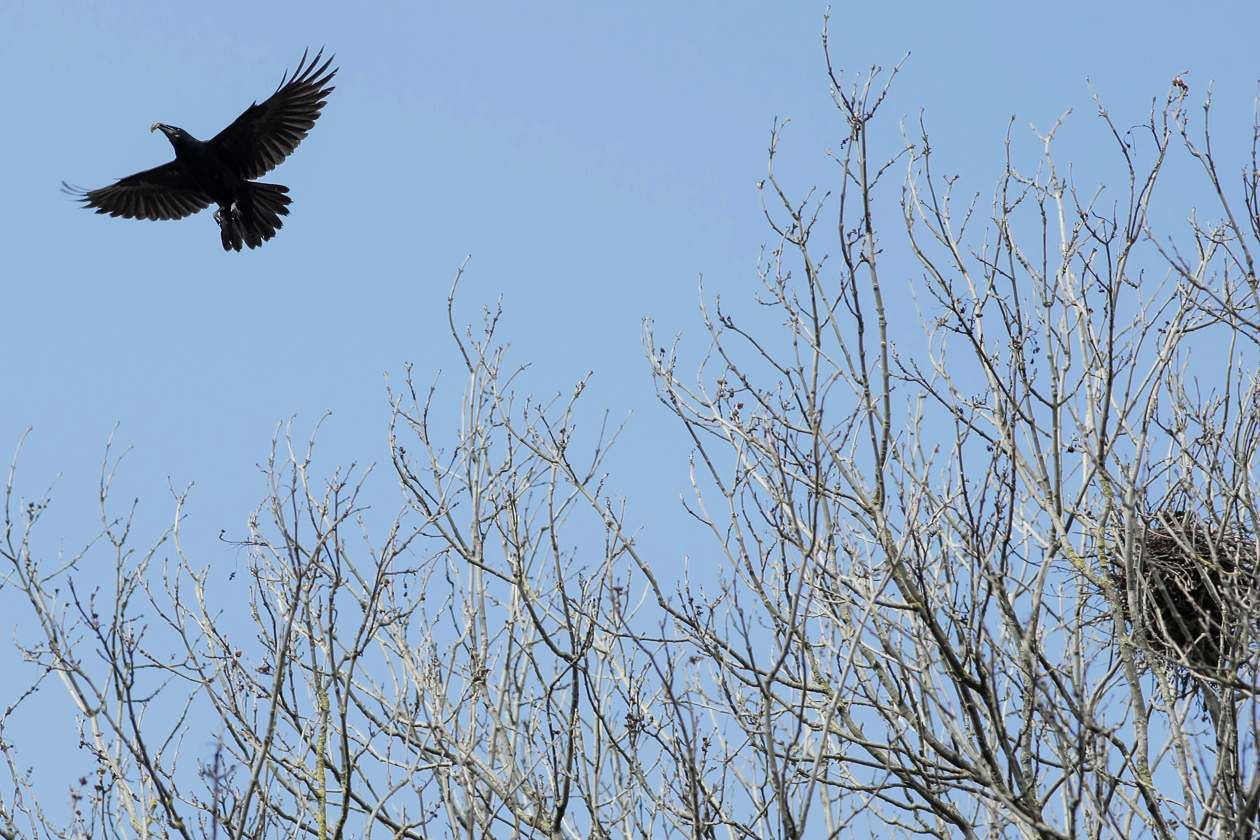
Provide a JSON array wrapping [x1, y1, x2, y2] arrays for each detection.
[[216, 183, 292, 252]]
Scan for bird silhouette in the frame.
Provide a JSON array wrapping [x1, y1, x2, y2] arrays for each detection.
[[64, 49, 337, 251]]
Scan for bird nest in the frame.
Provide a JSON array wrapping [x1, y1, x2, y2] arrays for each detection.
[[1110, 510, 1260, 697]]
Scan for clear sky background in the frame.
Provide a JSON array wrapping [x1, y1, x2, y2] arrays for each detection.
[[3, 0, 1260, 802]]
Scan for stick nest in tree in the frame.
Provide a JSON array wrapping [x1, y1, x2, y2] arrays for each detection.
[[1111, 511, 1259, 697]]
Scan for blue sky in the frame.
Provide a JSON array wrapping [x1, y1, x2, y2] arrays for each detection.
[[4, 0, 1260, 800], [5, 0, 1257, 562]]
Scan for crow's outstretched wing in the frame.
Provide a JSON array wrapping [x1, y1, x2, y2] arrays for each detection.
[[63, 161, 212, 220], [209, 49, 337, 181]]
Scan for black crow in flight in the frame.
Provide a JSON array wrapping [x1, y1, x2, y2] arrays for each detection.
[[64, 49, 337, 251]]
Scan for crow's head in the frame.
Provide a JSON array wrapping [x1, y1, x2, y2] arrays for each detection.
[[150, 123, 188, 146]]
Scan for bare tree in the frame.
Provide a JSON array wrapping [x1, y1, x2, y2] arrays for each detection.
[[1, 267, 673, 840], [6, 26, 1260, 840], [633, 24, 1260, 840]]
